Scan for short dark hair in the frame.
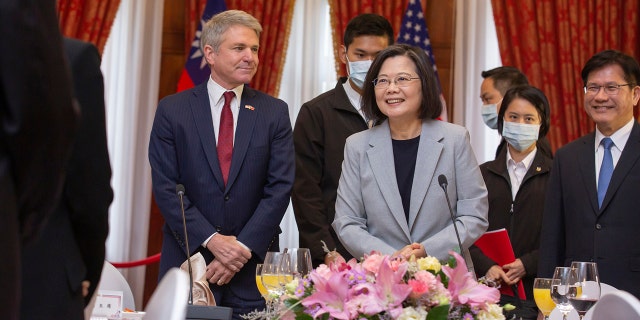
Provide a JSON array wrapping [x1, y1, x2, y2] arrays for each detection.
[[497, 85, 551, 138], [343, 14, 394, 48], [481, 66, 529, 95], [362, 44, 442, 122], [581, 50, 640, 86]]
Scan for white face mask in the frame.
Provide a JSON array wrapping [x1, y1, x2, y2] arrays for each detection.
[[346, 56, 372, 89], [481, 103, 498, 129], [502, 121, 541, 152]]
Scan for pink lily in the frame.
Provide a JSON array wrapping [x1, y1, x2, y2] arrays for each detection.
[[442, 251, 500, 308]]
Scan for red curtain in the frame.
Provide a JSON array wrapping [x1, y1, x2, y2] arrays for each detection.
[[227, 0, 296, 97], [328, 0, 417, 77], [57, 0, 121, 53], [492, 0, 640, 151]]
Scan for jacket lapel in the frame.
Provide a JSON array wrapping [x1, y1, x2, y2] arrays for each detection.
[[225, 86, 257, 191], [366, 121, 411, 240], [577, 132, 599, 214], [600, 122, 640, 212], [190, 83, 225, 191], [408, 120, 443, 229]]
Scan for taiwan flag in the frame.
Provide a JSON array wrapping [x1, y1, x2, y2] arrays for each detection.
[[176, 0, 227, 92], [396, 0, 447, 121]]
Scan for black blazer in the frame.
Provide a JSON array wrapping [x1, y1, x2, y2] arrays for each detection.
[[20, 38, 113, 320], [291, 78, 368, 266], [538, 122, 640, 298], [0, 2, 76, 319]]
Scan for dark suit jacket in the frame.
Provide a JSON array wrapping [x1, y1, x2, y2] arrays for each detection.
[[538, 122, 640, 298], [292, 78, 367, 267], [0, 2, 76, 318], [149, 81, 294, 302], [20, 38, 113, 320]]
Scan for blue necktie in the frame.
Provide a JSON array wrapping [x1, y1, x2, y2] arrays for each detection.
[[597, 138, 614, 208]]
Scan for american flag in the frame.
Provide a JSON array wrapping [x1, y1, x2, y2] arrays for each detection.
[[176, 0, 227, 92], [396, 0, 447, 121]]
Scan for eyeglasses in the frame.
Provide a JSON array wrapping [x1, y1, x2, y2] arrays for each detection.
[[584, 83, 634, 95], [372, 75, 420, 89]]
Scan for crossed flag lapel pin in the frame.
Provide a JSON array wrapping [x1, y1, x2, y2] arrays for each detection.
[[244, 105, 255, 111]]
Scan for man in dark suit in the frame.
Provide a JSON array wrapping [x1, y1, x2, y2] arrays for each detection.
[[538, 50, 640, 298], [149, 10, 294, 318], [292, 14, 393, 267], [19, 38, 113, 320], [0, 1, 77, 319]]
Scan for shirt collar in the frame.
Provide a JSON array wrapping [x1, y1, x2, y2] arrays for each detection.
[[507, 147, 537, 171], [594, 118, 634, 152], [342, 80, 362, 111], [207, 77, 244, 106]]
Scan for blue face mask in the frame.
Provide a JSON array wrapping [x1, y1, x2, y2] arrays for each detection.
[[346, 56, 372, 89], [502, 121, 540, 152], [481, 103, 498, 129]]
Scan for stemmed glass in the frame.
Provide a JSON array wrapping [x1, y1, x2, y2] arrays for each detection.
[[261, 252, 288, 296], [281, 248, 313, 279], [533, 278, 556, 320], [255, 264, 269, 300], [551, 267, 575, 320], [568, 262, 600, 319]]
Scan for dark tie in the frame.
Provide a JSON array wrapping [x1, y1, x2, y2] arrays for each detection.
[[218, 91, 235, 186], [597, 137, 614, 208]]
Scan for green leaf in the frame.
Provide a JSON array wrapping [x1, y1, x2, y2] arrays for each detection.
[[426, 304, 450, 320], [295, 313, 314, 320]]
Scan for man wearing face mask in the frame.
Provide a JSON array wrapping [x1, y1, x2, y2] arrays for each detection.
[[470, 85, 553, 320], [480, 67, 553, 159], [292, 14, 394, 267]]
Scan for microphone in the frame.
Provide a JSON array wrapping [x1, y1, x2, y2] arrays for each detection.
[[177, 184, 194, 305], [437, 174, 470, 272], [177, 184, 233, 320]]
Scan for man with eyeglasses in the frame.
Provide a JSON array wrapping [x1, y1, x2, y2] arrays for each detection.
[[538, 50, 640, 298], [292, 14, 394, 267]]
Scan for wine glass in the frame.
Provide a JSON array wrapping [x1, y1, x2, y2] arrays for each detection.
[[552, 267, 575, 320], [281, 248, 313, 279], [568, 262, 600, 319], [255, 264, 268, 300], [533, 278, 556, 320], [261, 252, 288, 296]]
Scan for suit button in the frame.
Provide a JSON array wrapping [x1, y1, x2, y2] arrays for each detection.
[[224, 195, 230, 201], [595, 223, 602, 230]]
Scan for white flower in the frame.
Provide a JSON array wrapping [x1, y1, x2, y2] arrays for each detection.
[[476, 303, 506, 320], [396, 306, 427, 320]]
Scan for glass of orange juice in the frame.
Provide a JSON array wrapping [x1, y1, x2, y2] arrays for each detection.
[[534, 278, 556, 320], [255, 264, 268, 299]]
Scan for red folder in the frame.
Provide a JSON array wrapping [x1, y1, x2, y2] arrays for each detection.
[[474, 228, 526, 299]]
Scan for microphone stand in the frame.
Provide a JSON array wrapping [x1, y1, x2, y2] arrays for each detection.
[[176, 185, 233, 320], [438, 175, 472, 273]]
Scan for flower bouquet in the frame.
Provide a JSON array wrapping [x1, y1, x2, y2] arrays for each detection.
[[260, 251, 505, 320]]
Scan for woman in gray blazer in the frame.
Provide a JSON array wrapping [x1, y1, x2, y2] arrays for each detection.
[[332, 44, 488, 265]]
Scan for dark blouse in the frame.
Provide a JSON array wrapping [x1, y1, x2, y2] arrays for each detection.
[[392, 136, 420, 221]]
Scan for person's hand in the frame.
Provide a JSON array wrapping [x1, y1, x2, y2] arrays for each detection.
[[394, 243, 426, 259], [81, 280, 90, 297], [205, 234, 251, 272], [485, 265, 508, 284], [502, 258, 526, 285], [206, 259, 236, 286], [324, 251, 346, 266]]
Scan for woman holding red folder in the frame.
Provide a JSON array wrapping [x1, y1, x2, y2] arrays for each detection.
[[469, 85, 552, 320]]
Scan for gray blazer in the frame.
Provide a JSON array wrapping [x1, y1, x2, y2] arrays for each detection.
[[332, 119, 488, 265]]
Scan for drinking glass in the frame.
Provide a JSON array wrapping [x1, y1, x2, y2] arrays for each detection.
[[281, 248, 313, 279], [552, 267, 575, 320], [261, 252, 288, 296], [533, 278, 556, 320], [255, 264, 268, 300], [568, 262, 601, 319]]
